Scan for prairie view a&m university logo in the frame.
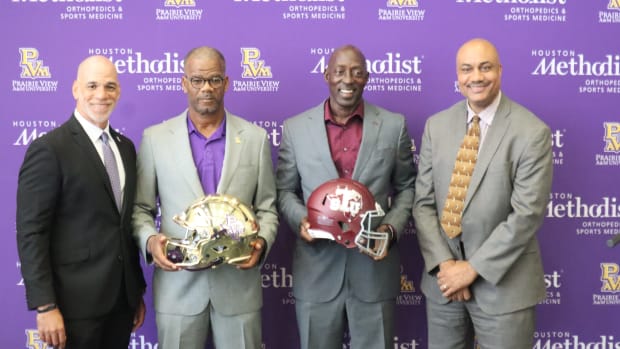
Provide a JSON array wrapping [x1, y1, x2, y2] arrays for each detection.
[[604, 122, 620, 153], [379, 0, 426, 21], [233, 48, 280, 93], [388, 0, 418, 6], [241, 47, 272, 79], [601, 0, 620, 22], [156, 0, 203, 21], [593, 263, 620, 305], [24, 329, 46, 349], [600, 263, 620, 293], [397, 266, 422, 306], [596, 122, 620, 166], [13, 48, 58, 93], [20, 48, 50, 79], [165, 0, 195, 7]]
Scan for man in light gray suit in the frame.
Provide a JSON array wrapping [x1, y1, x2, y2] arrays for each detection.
[[132, 46, 278, 349], [413, 38, 553, 349], [276, 44, 416, 349]]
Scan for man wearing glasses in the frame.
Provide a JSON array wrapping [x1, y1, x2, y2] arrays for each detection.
[[132, 46, 278, 349]]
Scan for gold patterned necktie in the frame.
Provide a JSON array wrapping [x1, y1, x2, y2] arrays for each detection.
[[441, 115, 480, 239]]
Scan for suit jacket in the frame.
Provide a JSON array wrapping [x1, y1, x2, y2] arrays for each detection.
[[413, 94, 553, 315], [276, 101, 416, 303], [132, 110, 278, 316], [16, 115, 146, 319]]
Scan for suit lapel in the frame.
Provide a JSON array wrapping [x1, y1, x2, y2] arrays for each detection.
[[217, 112, 244, 193], [167, 112, 205, 199], [352, 102, 382, 180], [68, 116, 119, 211], [307, 104, 339, 178], [464, 96, 512, 209], [110, 128, 132, 215]]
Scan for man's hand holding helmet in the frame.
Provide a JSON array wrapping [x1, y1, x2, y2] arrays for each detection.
[[147, 233, 181, 271], [235, 236, 267, 270], [305, 178, 391, 260]]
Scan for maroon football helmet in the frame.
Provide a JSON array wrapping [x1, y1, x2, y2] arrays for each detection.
[[307, 178, 388, 257]]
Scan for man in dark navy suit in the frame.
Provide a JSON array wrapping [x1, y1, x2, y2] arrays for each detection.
[[16, 55, 146, 349]]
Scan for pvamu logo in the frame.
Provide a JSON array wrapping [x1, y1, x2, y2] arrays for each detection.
[[164, 0, 195, 7], [387, 0, 418, 7], [400, 274, 415, 292], [19, 48, 51, 79], [604, 122, 620, 153], [241, 48, 273, 79], [24, 329, 47, 349], [609, 0, 620, 10], [600, 263, 620, 292]]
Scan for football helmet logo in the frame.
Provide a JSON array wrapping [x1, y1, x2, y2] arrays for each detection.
[[165, 194, 259, 270], [307, 178, 389, 257]]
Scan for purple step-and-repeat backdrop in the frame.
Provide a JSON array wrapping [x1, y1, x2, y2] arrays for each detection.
[[1, 1, 619, 348]]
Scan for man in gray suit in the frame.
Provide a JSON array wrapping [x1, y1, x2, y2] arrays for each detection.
[[413, 38, 553, 348], [276, 44, 416, 349], [132, 46, 278, 349]]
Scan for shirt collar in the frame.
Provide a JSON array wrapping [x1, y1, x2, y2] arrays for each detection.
[[467, 91, 502, 126], [186, 112, 227, 140], [324, 98, 365, 124], [74, 109, 112, 143]]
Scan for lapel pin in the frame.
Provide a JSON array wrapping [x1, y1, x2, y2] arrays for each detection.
[[235, 136, 241, 144]]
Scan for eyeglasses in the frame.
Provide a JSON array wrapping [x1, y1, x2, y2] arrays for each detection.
[[185, 75, 225, 89]]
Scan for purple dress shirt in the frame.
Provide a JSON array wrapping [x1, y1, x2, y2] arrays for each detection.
[[187, 115, 226, 195]]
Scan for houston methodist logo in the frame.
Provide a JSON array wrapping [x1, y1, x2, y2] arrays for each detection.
[[387, 0, 418, 7], [19, 48, 51, 79], [601, 263, 620, 292], [240, 48, 273, 79], [604, 122, 620, 153]]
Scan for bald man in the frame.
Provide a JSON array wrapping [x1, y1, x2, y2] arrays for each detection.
[[17, 55, 146, 349], [413, 38, 553, 348]]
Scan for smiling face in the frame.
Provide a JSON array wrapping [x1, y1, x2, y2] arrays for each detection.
[[324, 45, 369, 119], [456, 39, 503, 114], [72, 55, 120, 129]]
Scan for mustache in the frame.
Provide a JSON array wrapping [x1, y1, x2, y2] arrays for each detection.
[[467, 81, 489, 88]]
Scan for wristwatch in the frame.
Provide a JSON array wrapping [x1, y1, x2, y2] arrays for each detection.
[[36, 303, 57, 314]]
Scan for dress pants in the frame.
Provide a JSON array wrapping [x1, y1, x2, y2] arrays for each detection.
[[295, 280, 395, 349]]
